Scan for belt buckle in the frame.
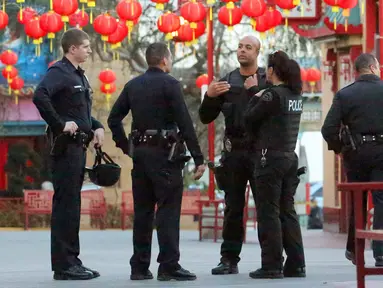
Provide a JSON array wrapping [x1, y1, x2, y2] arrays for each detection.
[[224, 138, 232, 152]]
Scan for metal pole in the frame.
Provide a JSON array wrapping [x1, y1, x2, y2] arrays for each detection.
[[207, 6, 215, 201]]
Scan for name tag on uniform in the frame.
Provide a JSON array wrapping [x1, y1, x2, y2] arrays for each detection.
[[284, 98, 303, 114]]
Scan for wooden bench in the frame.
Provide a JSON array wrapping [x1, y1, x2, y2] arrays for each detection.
[[23, 189, 107, 230], [337, 182, 383, 288], [120, 190, 201, 230]]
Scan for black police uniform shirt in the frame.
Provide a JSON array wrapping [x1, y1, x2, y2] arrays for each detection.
[[198, 67, 270, 138], [244, 85, 303, 152], [322, 74, 383, 153], [107, 66, 204, 167], [33, 57, 103, 135]]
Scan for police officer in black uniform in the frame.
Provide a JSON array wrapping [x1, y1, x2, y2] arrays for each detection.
[[199, 35, 269, 275], [244, 50, 306, 279], [322, 53, 383, 267], [107, 42, 205, 281], [33, 28, 103, 280]]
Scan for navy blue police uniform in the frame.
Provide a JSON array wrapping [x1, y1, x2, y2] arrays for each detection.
[[244, 84, 306, 278]]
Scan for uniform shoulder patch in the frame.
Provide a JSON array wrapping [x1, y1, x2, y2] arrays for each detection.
[[261, 91, 273, 101]]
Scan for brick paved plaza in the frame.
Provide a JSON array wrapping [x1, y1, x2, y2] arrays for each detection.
[[0, 229, 382, 288]]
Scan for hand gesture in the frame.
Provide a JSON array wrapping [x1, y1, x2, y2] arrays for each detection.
[[206, 79, 230, 98], [193, 164, 206, 180], [244, 74, 258, 90], [93, 128, 105, 148], [63, 121, 78, 135]]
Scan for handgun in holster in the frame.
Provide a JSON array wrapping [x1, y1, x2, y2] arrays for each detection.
[[340, 125, 357, 152], [126, 130, 140, 158], [167, 132, 191, 164], [207, 161, 227, 191]]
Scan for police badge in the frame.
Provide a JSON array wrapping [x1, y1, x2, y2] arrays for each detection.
[[224, 138, 232, 152]]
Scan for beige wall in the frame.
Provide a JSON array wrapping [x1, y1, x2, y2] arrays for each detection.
[[82, 54, 135, 205]]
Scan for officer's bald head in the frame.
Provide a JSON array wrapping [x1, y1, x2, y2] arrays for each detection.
[[237, 36, 261, 67], [355, 53, 380, 76]]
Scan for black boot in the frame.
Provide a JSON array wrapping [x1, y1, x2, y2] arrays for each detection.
[[249, 268, 283, 279], [130, 270, 153, 280], [157, 267, 196, 281], [283, 267, 306, 278], [53, 265, 97, 280], [211, 262, 239, 275]]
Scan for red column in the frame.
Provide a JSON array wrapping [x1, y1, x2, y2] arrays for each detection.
[[380, 0, 383, 79], [0, 141, 9, 190], [207, 9, 215, 201]]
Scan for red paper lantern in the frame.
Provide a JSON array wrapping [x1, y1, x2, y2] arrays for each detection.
[[196, 74, 208, 88], [53, 0, 79, 22], [151, 0, 170, 10], [306, 68, 321, 86], [240, 0, 266, 18], [300, 68, 307, 82], [99, 69, 116, 84], [194, 21, 206, 38], [0, 11, 9, 30], [40, 11, 64, 52], [253, 13, 271, 35], [10, 77, 24, 90], [93, 13, 118, 42], [17, 7, 37, 24], [339, 0, 358, 8], [180, 1, 207, 28], [10, 76, 24, 105], [69, 10, 90, 28], [176, 23, 194, 43], [2, 66, 18, 82], [116, 0, 143, 28], [218, 5, 243, 30], [24, 17, 48, 56], [101, 82, 117, 94], [264, 8, 282, 28], [157, 12, 180, 40], [275, 0, 297, 10], [0, 50, 18, 66], [107, 21, 129, 47]]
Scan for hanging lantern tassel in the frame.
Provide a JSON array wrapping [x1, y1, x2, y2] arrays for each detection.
[[207, 0, 215, 5], [156, 3, 164, 10], [106, 93, 111, 111], [33, 39, 40, 56], [342, 9, 350, 32], [88, 1, 96, 24], [283, 10, 290, 27], [331, 6, 339, 30], [48, 33, 55, 52], [14, 91, 19, 105], [361, 0, 365, 15], [250, 18, 257, 30], [50, 0, 53, 10], [101, 35, 108, 52], [210, 6, 213, 21], [2, 0, 5, 12], [310, 81, 315, 93]]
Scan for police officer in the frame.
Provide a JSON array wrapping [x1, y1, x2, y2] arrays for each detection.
[[199, 35, 269, 275], [33, 28, 103, 280], [243, 50, 306, 279], [107, 42, 205, 281], [321, 53, 383, 267]]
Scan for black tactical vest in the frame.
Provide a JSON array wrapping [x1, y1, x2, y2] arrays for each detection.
[[222, 68, 267, 138], [255, 85, 302, 152]]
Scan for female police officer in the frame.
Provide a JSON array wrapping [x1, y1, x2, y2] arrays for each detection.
[[243, 51, 306, 279]]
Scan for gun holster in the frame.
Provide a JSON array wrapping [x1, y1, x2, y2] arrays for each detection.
[[168, 140, 191, 164], [340, 126, 358, 152], [207, 161, 228, 191]]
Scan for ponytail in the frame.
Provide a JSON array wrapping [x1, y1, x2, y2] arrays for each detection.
[[267, 51, 302, 95], [286, 59, 302, 95]]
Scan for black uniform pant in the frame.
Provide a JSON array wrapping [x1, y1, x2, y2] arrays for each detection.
[[220, 150, 256, 264], [129, 146, 184, 273], [254, 151, 305, 271], [51, 144, 86, 271], [344, 143, 383, 258]]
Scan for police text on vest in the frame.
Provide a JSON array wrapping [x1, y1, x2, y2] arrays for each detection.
[[288, 100, 303, 112]]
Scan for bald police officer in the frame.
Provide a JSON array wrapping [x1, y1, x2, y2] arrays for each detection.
[[199, 35, 270, 275]]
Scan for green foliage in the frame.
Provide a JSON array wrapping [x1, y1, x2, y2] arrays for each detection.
[[4, 141, 43, 197]]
